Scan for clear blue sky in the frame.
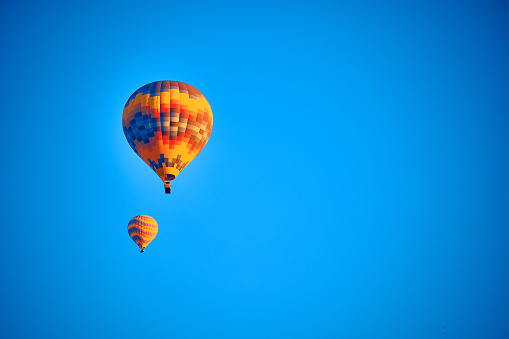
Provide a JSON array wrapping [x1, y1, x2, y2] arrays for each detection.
[[0, 0, 507, 338]]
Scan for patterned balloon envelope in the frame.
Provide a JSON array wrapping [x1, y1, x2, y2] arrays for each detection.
[[127, 215, 158, 253], [122, 81, 213, 193]]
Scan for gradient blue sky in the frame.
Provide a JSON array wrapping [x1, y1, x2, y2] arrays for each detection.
[[0, 0, 507, 338]]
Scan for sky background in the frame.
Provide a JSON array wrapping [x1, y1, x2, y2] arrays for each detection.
[[0, 0, 507, 338]]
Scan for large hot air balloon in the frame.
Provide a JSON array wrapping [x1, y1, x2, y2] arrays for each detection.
[[122, 81, 213, 193], [127, 215, 158, 253]]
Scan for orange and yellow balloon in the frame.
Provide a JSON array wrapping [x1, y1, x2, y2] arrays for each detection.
[[127, 215, 158, 253], [122, 81, 213, 193]]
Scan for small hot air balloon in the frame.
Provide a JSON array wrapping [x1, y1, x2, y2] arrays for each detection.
[[127, 215, 158, 253], [122, 81, 213, 193]]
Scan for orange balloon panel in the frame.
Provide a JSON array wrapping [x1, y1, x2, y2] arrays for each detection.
[[127, 215, 158, 253], [122, 81, 213, 193]]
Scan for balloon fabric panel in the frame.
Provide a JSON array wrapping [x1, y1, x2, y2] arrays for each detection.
[[122, 81, 213, 191]]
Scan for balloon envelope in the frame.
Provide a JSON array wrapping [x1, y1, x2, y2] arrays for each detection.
[[127, 215, 158, 253], [122, 81, 213, 193]]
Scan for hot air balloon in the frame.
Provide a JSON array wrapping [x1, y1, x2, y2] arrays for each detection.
[[127, 215, 158, 253], [122, 81, 213, 193]]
